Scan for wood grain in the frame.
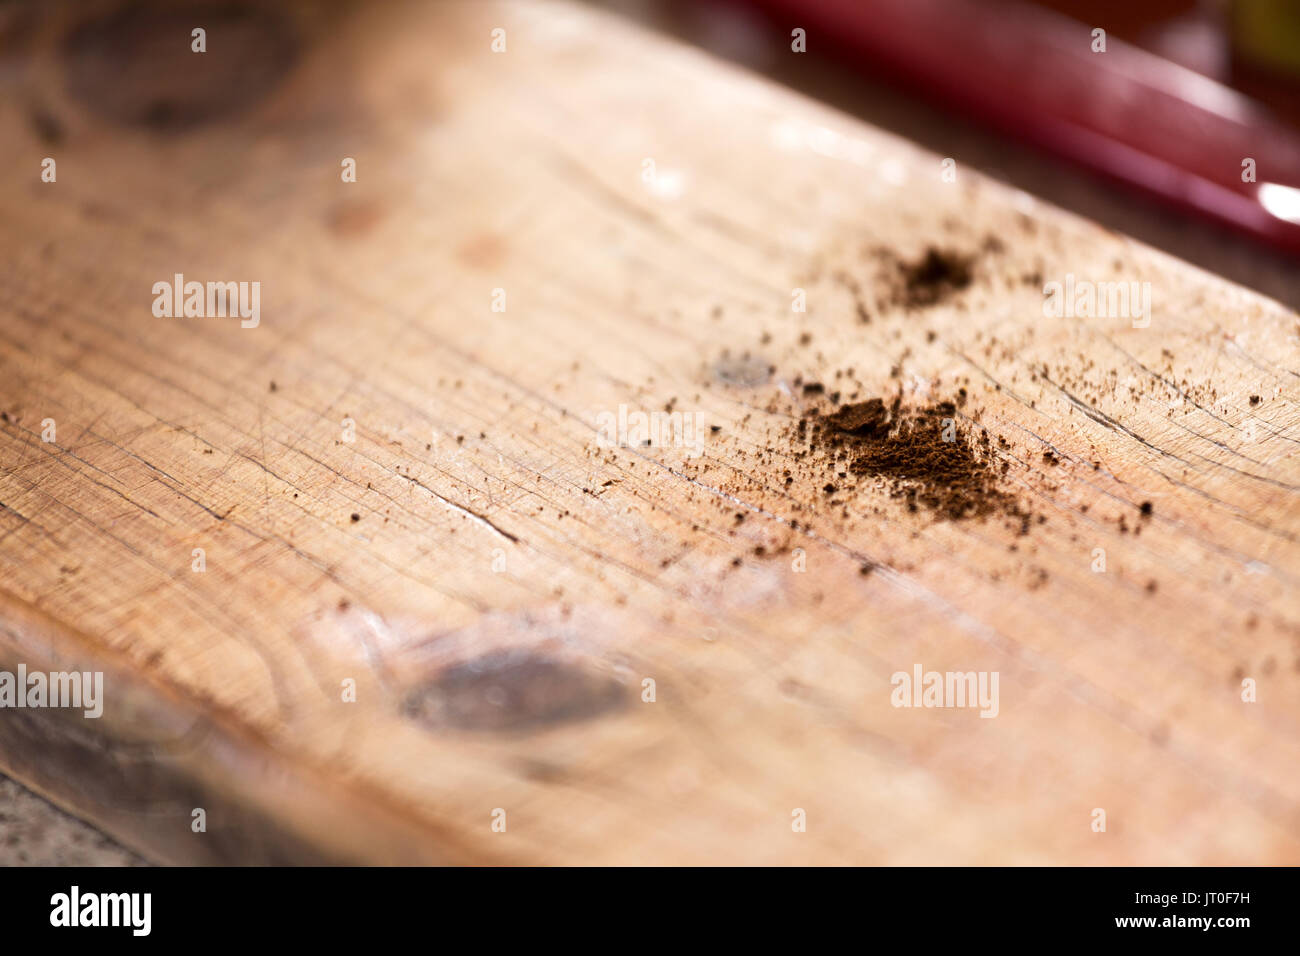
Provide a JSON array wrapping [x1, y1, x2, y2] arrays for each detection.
[[0, 0, 1297, 864]]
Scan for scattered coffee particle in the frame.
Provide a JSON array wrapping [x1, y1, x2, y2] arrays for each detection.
[[350, 513, 361, 522], [1249, 395, 1260, 405], [802, 382, 825, 395], [1139, 501, 1153, 517]]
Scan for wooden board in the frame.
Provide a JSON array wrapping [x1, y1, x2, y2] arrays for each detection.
[[1, 0, 1298, 865]]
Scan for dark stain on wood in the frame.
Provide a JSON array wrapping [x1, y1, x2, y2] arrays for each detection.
[[327, 198, 388, 239], [402, 649, 626, 733], [28, 104, 64, 145], [455, 232, 508, 270], [712, 353, 772, 387], [62, 2, 298, 132]]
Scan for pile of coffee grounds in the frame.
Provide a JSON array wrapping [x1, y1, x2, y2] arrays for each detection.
[[896, 248, 974, 308], [801, 396, 1028, 525]]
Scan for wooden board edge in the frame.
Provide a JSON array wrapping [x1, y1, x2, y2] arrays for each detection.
[[0, 587, 504, 865]]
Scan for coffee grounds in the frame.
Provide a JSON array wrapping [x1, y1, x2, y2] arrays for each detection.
[[824, 397, 891, 439], [897, 248, 974, 308], [802, 397, 1028, 526]]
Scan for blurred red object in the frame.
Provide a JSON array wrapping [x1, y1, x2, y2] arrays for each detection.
[[744, 0, 1300, 257]]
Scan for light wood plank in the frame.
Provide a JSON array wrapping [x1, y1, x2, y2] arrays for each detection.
[[0, 0, 1297, 864]]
